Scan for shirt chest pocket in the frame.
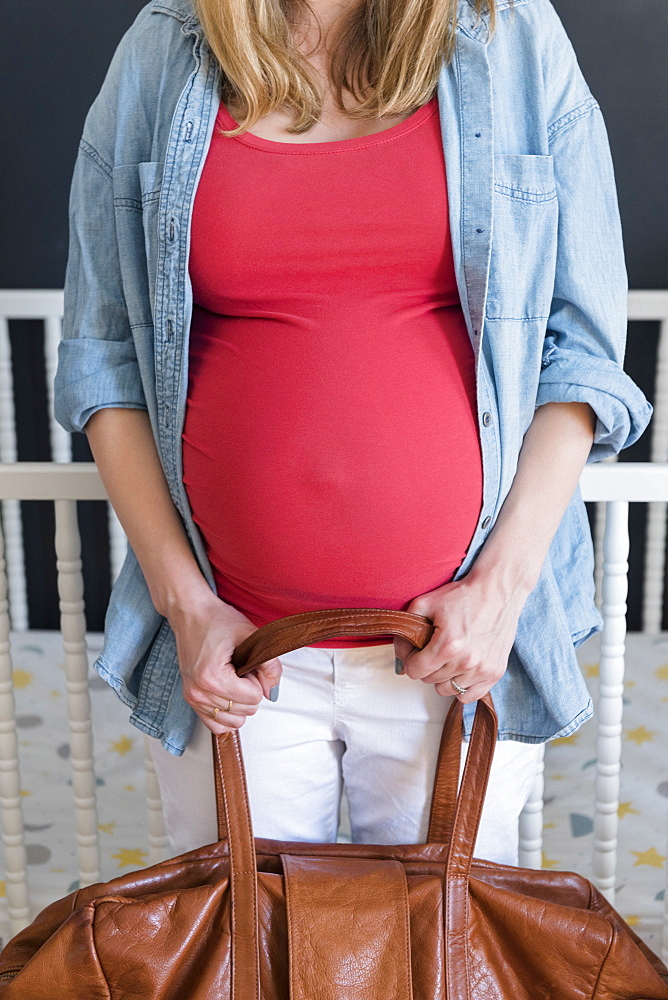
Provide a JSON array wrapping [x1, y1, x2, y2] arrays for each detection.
[[112, 160, 164, 329], [485, 152, 558, 321]]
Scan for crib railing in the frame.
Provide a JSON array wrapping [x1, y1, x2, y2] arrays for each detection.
[[592, 291, 668, 628], [3, 288, 668, 633], [0, 463, 169, 937], [0, 460, 666, 963]]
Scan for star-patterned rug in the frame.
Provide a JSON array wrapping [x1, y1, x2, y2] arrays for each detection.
[[0, 627, 665, 961], [540, 629, 667, 957]]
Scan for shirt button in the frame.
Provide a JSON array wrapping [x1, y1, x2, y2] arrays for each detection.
[[482, 411, 492, 426], [481, 515, 491, 530]]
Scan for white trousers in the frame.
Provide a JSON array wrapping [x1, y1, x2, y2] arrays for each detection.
[[148, 642, 543, 865]]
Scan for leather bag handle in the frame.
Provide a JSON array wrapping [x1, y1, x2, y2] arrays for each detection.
[[230, 608, 435, 675], [227, 608, 456, 842], [211, 609, 500, 1000]]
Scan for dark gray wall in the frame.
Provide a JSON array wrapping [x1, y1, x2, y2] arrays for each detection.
[[1, 0, 666, 629]]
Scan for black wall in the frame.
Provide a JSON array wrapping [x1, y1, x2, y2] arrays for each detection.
[[1, 0, 666, 630]]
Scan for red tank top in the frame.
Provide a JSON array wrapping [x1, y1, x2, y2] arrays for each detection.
[[183, 93, 483, 647]]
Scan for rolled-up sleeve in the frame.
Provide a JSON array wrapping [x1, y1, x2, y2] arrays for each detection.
[[535, 90, 652, 463], [54, 141, 148, 434]]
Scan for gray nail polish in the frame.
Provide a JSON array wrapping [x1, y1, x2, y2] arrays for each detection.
[[395, 657, 404, 675], [269, 684, 280, 702]]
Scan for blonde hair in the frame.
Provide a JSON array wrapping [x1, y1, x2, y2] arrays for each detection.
[[193, 0, 507, 136]]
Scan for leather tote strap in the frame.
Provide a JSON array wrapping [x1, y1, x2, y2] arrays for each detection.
[[214, 606, 489, 851], [222, 608, 457, 841], [212, 609, 499, 1000], [442, 693, 498, 1000], [230, 608, 434, 675]]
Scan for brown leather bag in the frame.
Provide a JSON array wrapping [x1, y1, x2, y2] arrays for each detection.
[[0, 608, 666, 999]]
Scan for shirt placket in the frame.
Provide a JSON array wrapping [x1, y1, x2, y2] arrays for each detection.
[[154, 18, 221, 593], [438, 15, 501, 583]]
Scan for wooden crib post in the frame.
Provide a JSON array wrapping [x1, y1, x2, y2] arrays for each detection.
[[642, 315, 668, 633], [0, 317, 28, 633], [518, 743, 545, 869], [594, 499, 629, 903], [54, 498, 101, 888], [0, 517, 31, 935], [142, 735, 170, 865]]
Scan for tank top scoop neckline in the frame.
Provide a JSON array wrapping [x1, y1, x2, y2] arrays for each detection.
[[215, 93, 439, 154]]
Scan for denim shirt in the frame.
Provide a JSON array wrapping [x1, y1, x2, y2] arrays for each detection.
[[54, 0, 652, 755]]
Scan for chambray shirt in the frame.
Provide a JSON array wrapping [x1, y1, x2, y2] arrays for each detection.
[[54, 0, 652, 755]]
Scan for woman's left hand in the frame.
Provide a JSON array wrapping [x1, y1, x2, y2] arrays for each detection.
[[392, 569, 532, 704]]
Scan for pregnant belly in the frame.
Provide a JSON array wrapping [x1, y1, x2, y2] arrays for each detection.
[[181, 308, 483, 646]]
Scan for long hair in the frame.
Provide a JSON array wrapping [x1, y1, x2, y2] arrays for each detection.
[[193, 0, 507, 137]]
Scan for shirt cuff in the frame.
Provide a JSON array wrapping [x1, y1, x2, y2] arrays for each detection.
[[536, 347, 653, 463], [54, 337, 148, 434]]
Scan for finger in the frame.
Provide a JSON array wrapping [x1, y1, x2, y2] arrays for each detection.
[[418, 663, 470, 687], [202, 696, 258, 718], [211, 667, 264, 708], [393, 639, 417, 674], [251, 658, 284, 700], [434, 678, 490, 704], [203, 709, 249, 734], [403, 652, 454, 682]]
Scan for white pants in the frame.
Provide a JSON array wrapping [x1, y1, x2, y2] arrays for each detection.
[[148, 642, 543, 865]]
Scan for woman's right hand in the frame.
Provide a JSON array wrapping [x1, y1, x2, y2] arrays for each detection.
[[167, 592, 283, 735]]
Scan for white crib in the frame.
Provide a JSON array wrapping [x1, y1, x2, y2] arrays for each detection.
[[0, 289, 667, 961]]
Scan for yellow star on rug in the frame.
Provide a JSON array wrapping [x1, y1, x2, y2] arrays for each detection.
[[541, 853, 560, 870], [111, 848, 148, 869], [98, 822, 117, 835], [631, 847, 666, 869], [108, 735, 135, 756], [655, 663, 668, 682], [625, 726, 657, 746], [618, 802, 640, 819], [0, 881, 5, 898], [624, 915, 640, 927], [554, 733, 579, 746], [583, 663, 599, 678], [12, 669, 33, 689], [124, 784, 136, 792]]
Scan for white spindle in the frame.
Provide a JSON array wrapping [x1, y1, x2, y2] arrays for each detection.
[[643, 501, 667, 633], [593, 500, 629, 903], [0, 319, 28, 631], [43, 315, 72, 465], [0, 518, 30, 934], [594, 457, 617, 613], [54, 499, 101, 887], [518, 743, 545, 870], [594, 499, 604, 611], [143, 735, 170, 865], [642, 318, 668, 632]]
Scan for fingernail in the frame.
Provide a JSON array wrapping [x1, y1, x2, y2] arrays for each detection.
[[269, 684, 280, 702], [395, 657, 404, 675]]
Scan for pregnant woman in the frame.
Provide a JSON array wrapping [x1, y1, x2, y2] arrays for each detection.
[[54, 0, 652, 864]]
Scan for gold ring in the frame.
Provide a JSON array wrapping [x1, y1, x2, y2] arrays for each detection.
[[209, 706, 220, 719], [226, 699, 233, 713]]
